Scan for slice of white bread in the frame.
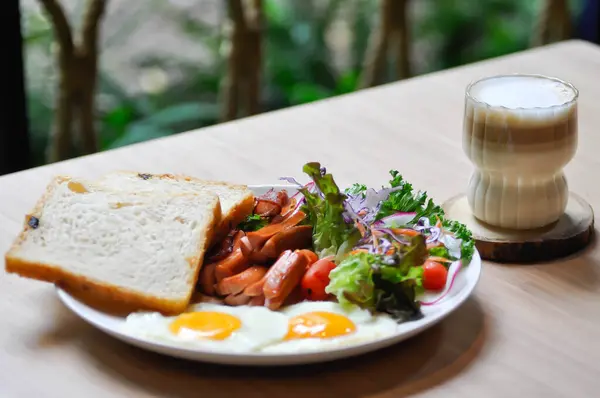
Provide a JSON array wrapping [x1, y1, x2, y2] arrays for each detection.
[[4, 176, 222, 314], [96, 171, 254, 240]]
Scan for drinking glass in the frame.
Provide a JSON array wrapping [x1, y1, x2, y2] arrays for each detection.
[[463, 74, 578, 230]]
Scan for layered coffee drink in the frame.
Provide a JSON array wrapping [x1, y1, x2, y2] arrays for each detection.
[[463, 74, 578, 230]]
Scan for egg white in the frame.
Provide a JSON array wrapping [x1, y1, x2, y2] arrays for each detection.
[[122, 302, 289, 353], [260, 301, 399, 354], [122, 301, 399, 354]]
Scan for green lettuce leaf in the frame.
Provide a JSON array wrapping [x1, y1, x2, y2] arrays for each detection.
[[326, 252, 378, 308], [300, 162, 360, 258], [326, 235, 427, 322]]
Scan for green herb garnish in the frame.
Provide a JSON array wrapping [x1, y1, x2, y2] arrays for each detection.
[[238, 214, 268, 232]]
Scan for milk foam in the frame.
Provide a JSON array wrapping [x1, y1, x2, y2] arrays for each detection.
[[469, 75, 576, 109]]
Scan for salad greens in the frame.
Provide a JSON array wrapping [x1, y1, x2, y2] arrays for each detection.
[[429, 246, 454, 260], [293, 162, 475, 322], [299, 162, 360, 259], [345, 183, 367, 196], [345, 170, 474, 263], [326, 235, 428, 322]]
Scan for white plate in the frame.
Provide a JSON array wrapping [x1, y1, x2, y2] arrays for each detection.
[[57, 184, 482, 366]]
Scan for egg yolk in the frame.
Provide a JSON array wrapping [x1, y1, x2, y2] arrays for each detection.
[[285, 311, 356, 340], [168, 311, 241, 340]]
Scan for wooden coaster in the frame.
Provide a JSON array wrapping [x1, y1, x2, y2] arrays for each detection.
[[442, 192, 595, 263]]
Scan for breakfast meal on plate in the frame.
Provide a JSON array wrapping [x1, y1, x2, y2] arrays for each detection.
[[4, 163, 475, 354]]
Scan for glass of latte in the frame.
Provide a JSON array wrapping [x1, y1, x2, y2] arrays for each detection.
[[463, 74, 578, 230]]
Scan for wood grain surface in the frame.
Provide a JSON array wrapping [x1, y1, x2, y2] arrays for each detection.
[[443, 193, 595, 263], [1, 40, 600, 398]]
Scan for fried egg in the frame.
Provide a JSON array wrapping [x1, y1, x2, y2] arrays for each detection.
[[122, 302, 289, 353], [260, 301, 399, 354]]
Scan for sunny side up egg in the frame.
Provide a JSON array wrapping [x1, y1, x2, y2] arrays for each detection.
[[122, 301, 400, 354], [261, 301, 399, 354], [122, 303, 289, 353]]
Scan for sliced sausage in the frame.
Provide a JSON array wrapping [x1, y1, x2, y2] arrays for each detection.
[[280, 197, 298, 218], [248, 295, 265, 306], [260, 225, 313, 259], [239, 236, 269, 264], [215, 266, 268, 296], [297, 249, 318, 266], [246, 211, 306, 249], [263, 250, 308, 310], [243, 277, 266, 297], [198, 262, 218, 295], [238, 236, 254, 258], [224, 292, 251, 306], [283, 285, 303, 307], [270, 214, 284, 224], [276, 190, 289, 207], [214, 249, 250, 282], [254, 199, 282, 218], [206, 229, 239, 262], [191, 292, 224, 305], [231, 230, 246, 251]]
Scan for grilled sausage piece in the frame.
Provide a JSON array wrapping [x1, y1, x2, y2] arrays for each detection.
[[214, 249, 250, 282], [262, 250, 308, 310], [254, 199, 282, 218], [198, 262, 218, 295], [245, 211, 306, 249], [215, 266, 268, 296], [260, 225, 313, 259], [224, 292, 251, 306]]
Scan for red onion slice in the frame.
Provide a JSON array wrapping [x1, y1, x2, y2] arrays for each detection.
[[259, 188, 278, 201], [373, 212, 417, 228]]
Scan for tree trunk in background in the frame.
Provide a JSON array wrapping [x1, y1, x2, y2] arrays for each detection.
[[244, 0, 262, 116], [394, 0, 410, 81], [221, 0, 263, 122], [221, 0, 243, 122], [359, 0, 410, 89], [532, 0, 572, 47], [78, 0, 106, 155], [39, 0, 108, 163]]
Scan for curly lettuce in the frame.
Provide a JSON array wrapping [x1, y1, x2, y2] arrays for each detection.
[[300, 162, 360, 259], [377, 171, 475, 263]]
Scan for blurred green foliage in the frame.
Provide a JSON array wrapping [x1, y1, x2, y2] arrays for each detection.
[[23, 0, 583, 166]]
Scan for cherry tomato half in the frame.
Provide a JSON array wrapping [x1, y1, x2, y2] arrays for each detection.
[[301, 259, 337, 301], [422, 260, 448, 291]]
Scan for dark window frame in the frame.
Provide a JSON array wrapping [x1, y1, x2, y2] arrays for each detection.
[[0, 0, 30, 176]]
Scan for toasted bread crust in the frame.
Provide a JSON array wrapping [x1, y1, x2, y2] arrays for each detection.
[[4, 176, 222, 315], [151, 172, 254, 240], [102, 171, 254, 241], [5, 258, 187, 314], [5, 175, 68, 260], [214, 191, 254, 240]]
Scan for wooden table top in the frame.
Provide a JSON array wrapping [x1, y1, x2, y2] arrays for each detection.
[[1, 39, 599, 398]]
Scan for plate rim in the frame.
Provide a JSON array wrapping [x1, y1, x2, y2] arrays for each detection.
[[56, 183, 482, 366]]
